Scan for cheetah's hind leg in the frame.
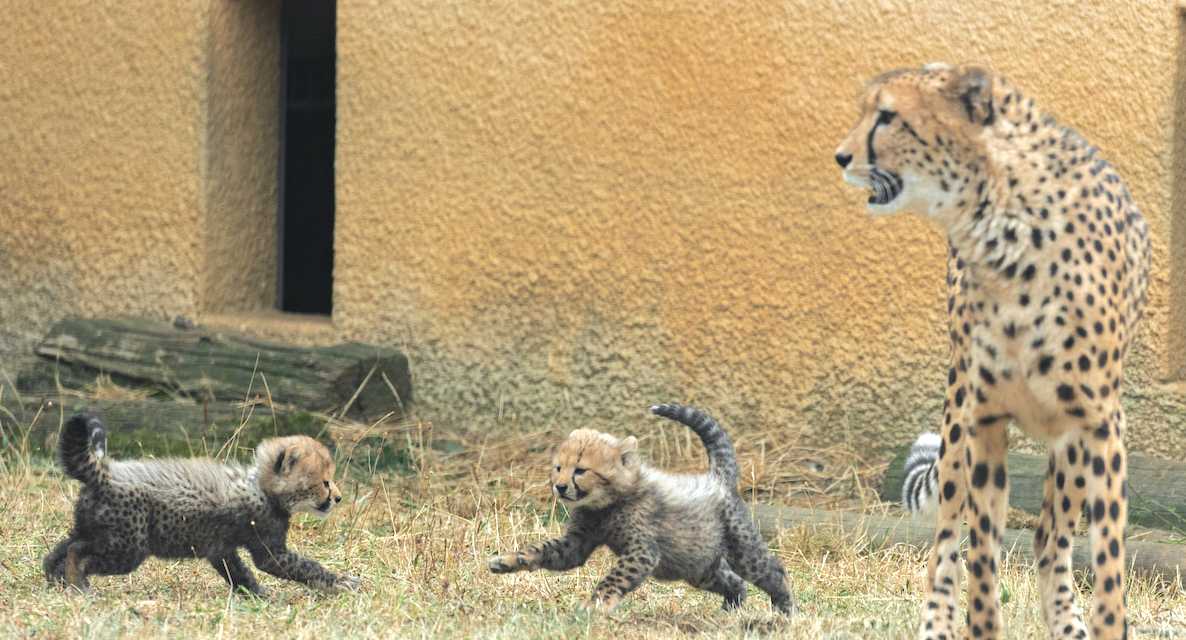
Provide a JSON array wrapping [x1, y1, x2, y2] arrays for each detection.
[[692, 557, 747, 610], [722, 501, 797, 614], [63, 540, 94, 595], [42, 536, 73, 586]]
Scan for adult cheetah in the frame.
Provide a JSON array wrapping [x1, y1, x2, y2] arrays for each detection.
[[835, 63, 1151, 640]]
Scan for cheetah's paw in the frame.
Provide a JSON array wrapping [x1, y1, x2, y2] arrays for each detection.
[[326, 573, 360, 594]]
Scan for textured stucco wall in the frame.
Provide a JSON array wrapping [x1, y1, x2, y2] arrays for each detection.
[[0, 0, 280, 367], [0, 1, 207, 363], [2, 0, 1183, 457], [334, 0, 1186, 455], [202, 0, 281, 313]]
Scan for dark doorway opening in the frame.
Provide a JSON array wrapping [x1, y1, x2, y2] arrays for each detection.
[[278, 0, 336, 314]]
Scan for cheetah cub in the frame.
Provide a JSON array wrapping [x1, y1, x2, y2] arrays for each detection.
[[488, 404, 795, 615], [44, 414, 360, 596]]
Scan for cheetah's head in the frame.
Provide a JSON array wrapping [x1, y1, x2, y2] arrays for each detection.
[[834, 62, 999, 218], [549, 428, 641, 510], [255, 435, 343, 517]]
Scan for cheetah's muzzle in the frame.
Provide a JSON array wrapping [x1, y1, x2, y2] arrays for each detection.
[[868, 167, 903, 205]]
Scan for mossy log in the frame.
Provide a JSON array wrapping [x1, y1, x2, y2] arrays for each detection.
[[749, 504, 1185, 582], [883, 447, 1186, 532], [0, 395, 329, 460], [28, 316, 411, 420]]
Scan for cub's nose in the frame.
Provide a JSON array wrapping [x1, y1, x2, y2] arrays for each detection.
[[553, 483, 568, 494], [835, 152, 853, 168], [334, 495, 342, 503]]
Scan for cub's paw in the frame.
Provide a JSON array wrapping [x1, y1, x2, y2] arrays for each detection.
[[326, 573, 360, 594], [488, 555, 521, 574], [237, 584, 273, 598], [579, 593, 621, 615]]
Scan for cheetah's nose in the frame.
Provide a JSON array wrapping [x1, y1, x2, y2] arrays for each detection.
[[334, 495, 342, 503], [835, 152, 853, 169], [553, 483, 567, 494]]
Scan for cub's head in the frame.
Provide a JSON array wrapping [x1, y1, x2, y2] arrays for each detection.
[[550, 428, 641, 510], [255, 435, 343, 517], [835, 63, 1000, 217]]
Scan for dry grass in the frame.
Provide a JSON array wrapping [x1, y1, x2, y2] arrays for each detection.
[[0, 410, 1182, 639]]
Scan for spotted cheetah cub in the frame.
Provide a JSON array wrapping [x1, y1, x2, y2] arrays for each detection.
[[44, 414, 359, 596], [488, 404, 795, 614]]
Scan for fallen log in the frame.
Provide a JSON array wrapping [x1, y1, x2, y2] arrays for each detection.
[[27, 316, 411, 420], [882, 447, 1186, 532], [749, 504, 1185, 582], [0, 395, 325, 459]]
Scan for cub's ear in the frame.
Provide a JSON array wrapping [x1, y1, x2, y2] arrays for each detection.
[[618, 436, 639, 467], [943, 63, 995, 126], [274, 443, 308, 475]]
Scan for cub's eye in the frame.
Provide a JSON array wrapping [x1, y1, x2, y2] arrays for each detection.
[[324, 480, 330, 488], [574, 468, 587, 476], [555, 466, 561, 472], [876, 109, 897, 126]]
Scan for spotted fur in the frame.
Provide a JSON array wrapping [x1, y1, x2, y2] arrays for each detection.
[[44, 414, 359, 596], [837, 63, 1150, 640], [488, 404, 794, 615]]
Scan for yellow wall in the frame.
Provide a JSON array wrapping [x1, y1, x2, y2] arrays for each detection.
[[0, 0, 278, 352], [3, 0, 1185, 456], [333, 0, 1186, 455], [0, 1, 206, 353], [203, 0, 281, 313]]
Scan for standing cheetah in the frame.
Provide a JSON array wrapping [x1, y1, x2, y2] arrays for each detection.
[[835, 63, 1151, 640]]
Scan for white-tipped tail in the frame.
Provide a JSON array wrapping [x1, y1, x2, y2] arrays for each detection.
[[902, 432, 941, 519]]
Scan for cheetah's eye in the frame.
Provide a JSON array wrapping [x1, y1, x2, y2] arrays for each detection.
[[876, 109, 897, 126], [555, 466, 561, 473], [574, 467, 587, 476], [324, 480, 330, 488]]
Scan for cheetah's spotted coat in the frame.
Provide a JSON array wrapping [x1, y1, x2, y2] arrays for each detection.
[[836, 63, 1151, 640]]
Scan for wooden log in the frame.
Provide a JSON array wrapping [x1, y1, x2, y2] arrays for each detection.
[[883, 447, 1186, 532], [29, 316, 411, 420], [0, 395, 327, 459], [749, 504, 1185, 582]]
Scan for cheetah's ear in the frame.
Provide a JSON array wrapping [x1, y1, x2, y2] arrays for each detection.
[[943, 63, 995, 126], [618, 436, 638, 467], [274, 443, 308, 475]]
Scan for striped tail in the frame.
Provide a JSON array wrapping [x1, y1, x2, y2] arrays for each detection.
[[902, 432, 941, 519], [649, 404, 739, 485], [59, 414, 110, 487]]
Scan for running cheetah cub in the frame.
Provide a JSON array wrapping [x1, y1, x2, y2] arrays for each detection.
[[488, 404, 795, 614], [44, 414, 359, 596]]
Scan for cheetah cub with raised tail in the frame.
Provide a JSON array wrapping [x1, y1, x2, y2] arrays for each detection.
[[44, 414, 360, 596], [488, 404, 795, 614]]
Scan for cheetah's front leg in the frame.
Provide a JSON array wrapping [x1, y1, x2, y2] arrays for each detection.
[[209, 549, 272, 597], [583, 541, 660, 614], [488, 531, 596, 574], [1032, 440, 1088, 637], [247, 542, 359, 594], [962, 410, 1010, 640], [1082, 408, 1128, 640], [918, 326, 969, 640]]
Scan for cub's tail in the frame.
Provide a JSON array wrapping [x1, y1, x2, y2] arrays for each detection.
[[59, 414, 110, 487], [902, 432, 941, 519], [649, 404, 739, 485]]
